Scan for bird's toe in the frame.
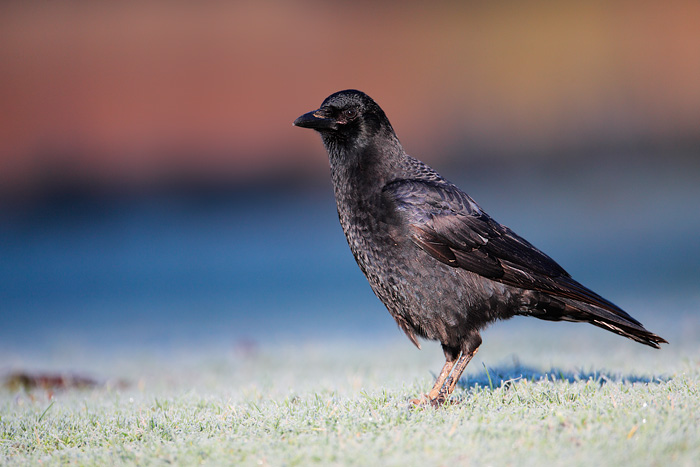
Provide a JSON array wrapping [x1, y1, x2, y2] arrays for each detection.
[[409, 393, 451, 409], [409, 394, 432, 407]]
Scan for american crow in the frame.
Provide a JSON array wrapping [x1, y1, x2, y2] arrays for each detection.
[[294, 89, 667, 407]]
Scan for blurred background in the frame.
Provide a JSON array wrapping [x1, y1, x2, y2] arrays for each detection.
[[1, 1, 699, 363]]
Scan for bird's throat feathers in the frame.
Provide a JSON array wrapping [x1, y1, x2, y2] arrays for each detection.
[[323, 128, 405, 190]]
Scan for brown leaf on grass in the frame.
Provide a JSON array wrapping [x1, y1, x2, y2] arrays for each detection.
[[3, 371, 129, 391]]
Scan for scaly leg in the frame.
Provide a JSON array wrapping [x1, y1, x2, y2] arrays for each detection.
[[434, 333, 483, 406], [435, 347, 479, 404], [411, 334, 482, 408], [426, 358, 455, 400], [410, 345, 460, 406]]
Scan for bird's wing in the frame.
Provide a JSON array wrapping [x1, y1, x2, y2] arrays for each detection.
[[381, 179, 627, 314]]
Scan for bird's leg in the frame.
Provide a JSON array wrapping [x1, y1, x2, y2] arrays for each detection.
[[436, 348, 478, 403], [434, 333, 482, 405], [411, 345, 459, 406], [427, 358, 456, 401]]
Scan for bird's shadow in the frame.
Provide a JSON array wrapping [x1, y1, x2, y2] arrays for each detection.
[[453, 362, 668, 391]]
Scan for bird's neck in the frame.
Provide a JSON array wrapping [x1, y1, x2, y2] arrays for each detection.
[[326, 135, 405, 195]]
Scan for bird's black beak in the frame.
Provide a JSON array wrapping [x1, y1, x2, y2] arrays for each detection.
[[293, 110, 337, 131]]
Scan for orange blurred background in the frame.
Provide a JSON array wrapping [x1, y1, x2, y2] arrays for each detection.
[[2, 0, 699, 357], [2, 1, 699, 198]]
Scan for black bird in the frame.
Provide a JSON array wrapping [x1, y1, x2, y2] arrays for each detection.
[[293, 90, 667, 406]]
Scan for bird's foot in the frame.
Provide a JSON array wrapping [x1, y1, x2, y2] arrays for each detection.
[[409, 394, 449, 409]]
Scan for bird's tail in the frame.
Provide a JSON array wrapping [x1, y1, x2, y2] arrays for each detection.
[[527, 294, 668, 349]]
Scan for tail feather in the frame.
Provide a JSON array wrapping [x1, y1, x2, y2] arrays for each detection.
[[527, 294, 668, 349], [586, 317, 667, 349]]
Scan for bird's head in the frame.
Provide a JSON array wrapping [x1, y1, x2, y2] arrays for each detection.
[[293, 90, 397, 154]]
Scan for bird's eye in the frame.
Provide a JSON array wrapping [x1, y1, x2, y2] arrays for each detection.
[[344, 108, 358, 119]]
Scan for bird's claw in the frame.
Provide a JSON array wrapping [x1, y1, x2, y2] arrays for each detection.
[[409, 394, 447, 409]]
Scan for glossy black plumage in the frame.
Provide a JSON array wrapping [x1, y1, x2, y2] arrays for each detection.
[[294, 89, 667, 406]]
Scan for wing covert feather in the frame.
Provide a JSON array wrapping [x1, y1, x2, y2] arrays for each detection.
[[382, 179, 626, 315]]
